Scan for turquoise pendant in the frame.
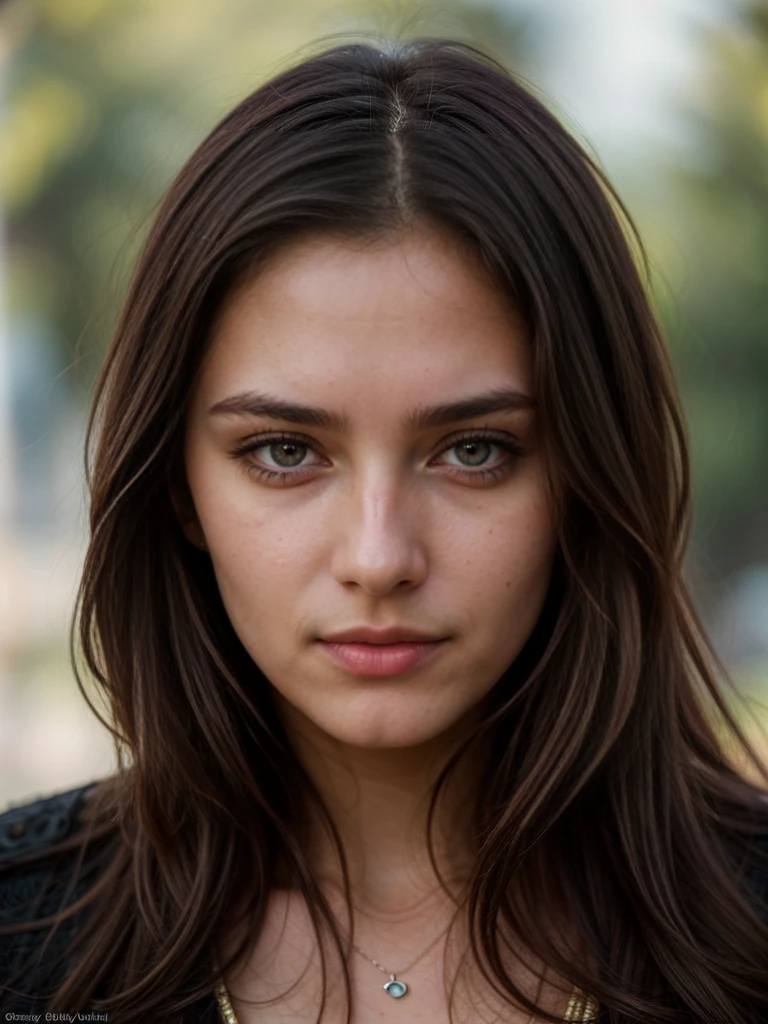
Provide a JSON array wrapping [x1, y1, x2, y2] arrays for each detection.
[[383, 975, 408, 998]]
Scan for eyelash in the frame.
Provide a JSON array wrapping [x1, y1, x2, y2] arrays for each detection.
[[227, 427, 524, 486]]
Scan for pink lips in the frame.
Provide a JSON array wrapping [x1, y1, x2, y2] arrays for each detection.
[[319, 639, 448, 677]]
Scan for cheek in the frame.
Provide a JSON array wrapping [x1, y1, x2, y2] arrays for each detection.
[[462, 491, 556, 597], [212, 524, 314, 621], [210, 543, 304, 679], [204, 507, 334, 677], [460, 494, 557, 658], [183, 486, 300, 642], [187, 454, 314, 587]]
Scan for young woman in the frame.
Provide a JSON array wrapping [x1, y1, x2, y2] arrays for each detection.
[[1, 35, 767, 1024]]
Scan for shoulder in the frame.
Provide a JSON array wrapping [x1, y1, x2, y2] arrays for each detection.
[[743, 810, 768, 909], [0, 781, 101, 867], [1, 779, 109, 932], [0, 781, 220, 1019], [0, 780, 109, 1004]]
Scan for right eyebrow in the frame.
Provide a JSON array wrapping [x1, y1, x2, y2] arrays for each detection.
[[207, 386, 536, 433]]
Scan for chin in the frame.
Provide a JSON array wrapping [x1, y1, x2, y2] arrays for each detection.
[[313, 703, 468, 751]]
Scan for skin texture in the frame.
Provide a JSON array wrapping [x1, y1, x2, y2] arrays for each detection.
[[174, 229, 575, 1021], [176, 227, 559, 910]]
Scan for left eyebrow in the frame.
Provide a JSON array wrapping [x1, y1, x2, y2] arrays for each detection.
[[207, 386, 536, 433]]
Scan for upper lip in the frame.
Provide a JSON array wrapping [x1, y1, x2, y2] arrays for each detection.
[[320, 626, 447, 645]]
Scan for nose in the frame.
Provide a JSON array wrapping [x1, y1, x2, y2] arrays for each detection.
[[330, 470, 428, 597]]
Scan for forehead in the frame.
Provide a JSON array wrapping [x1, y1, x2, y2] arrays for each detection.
[[198, 230, 531, 404]]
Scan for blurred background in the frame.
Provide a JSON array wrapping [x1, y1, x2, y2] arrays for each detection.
[[1, 0, 766, 808]]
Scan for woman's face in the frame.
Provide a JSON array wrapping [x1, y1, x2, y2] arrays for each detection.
[[179, 229, 558, 749]]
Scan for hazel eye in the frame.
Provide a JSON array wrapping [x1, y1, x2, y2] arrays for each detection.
[[433, 430, 524, 483], [445, 438, 495, 467], [228, 427, 524, 486], [260, 440, 314, 469], [227, 431, 323, 483]]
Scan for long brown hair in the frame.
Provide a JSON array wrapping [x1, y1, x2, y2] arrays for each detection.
[[2, 34, 768, 1024]]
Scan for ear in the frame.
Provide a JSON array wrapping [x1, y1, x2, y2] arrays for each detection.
[[168, 471, 208, 551]]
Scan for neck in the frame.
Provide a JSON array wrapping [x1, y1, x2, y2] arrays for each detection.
[[277, 699, 482, 918]]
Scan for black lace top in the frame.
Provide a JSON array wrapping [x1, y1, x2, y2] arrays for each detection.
[[2, 781, 767, 1020], [0, 782, 222, 1021]]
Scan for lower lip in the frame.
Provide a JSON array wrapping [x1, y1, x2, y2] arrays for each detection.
[[318, 640, 448, 677]]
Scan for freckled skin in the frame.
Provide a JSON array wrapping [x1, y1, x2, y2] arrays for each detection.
[[178, 229, 558, 751]]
